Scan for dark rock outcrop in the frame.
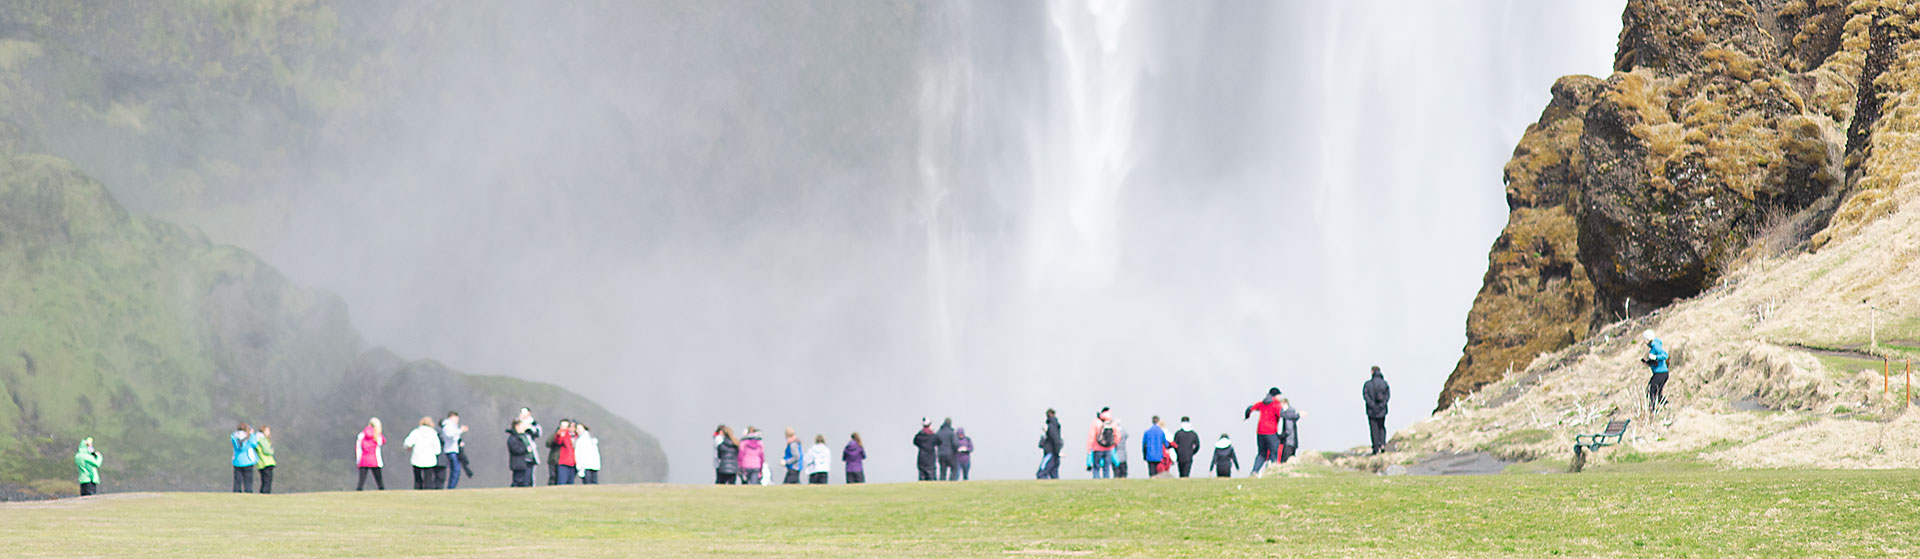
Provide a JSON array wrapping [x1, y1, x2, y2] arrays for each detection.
[[1440, 0, 1920, 410]]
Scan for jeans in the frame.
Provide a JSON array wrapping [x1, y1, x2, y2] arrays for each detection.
[[786, 469, 803, 484], [233, 466, 254, 493], [259, 465, 275, 494], [809, 472, 828, 485], [959, 461, 971, 481], [1252, 434, 1282, 473], [938, 456, 957, 481], [582, 470, 598, 484], [512, 468, 533, 487], [846, 471, 865, 484], [358, 466, 384, 490], [1090, 451, 1112, 479], [444, 453, 462, 489], [742, 469, 763, 485], [1037, 453, 1060, 479], [557, 464, 577, 485]]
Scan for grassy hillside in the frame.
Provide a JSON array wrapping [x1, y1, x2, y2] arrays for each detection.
[[0, 142, 666, 497], [3, 471, 1917, 557]]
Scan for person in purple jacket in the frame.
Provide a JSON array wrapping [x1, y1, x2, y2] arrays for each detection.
[[842, 432, 867, 484], [954, 428, 975, 481]]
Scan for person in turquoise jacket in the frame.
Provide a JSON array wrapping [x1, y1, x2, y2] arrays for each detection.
[[1641, 330, 1670, 413], [231, 423, 259, 493], [75, 438, 102, 497]]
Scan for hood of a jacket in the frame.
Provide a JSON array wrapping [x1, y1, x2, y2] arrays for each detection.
[[1179, 422, 1193, 432], [1372, 370, 1385, 380], [1215, 437, 1234, 449]]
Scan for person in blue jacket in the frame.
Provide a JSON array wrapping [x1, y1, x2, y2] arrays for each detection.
[[230, 422, 259, 493], [1141, 416, 1168, 476], [1642, 330, 1670, 413]]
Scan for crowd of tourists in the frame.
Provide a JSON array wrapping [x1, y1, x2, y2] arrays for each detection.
[[87, 356, 1703, 494], [711, 426, 864, 485]]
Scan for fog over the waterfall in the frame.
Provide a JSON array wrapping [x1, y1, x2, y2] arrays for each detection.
[[248, 2, 1627, 482]]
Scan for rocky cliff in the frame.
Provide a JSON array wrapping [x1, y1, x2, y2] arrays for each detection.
[[1385, 0, 1920, 473], [1440, 0, 1916, 410]]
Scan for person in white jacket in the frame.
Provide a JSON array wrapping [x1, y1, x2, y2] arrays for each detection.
[[804, 435, 832, 485], [575, 423, 602, 484], [404, 417, 444, 490]]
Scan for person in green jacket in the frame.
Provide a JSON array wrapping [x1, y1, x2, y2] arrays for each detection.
[[256, 426, 277, 494], [75, 438, 102, 497]]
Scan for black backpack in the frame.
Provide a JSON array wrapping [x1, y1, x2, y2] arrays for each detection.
[[1097, 423, 1115, 448]]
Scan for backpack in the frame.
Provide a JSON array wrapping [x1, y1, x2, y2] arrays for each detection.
[[1097, 423, 1115, 448]]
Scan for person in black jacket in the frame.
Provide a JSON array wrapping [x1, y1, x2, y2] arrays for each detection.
[[506, 420, 536, 487], [912, 419, 938, 481], [1210, 434, 1239, 478], [935, 418, 958, 481], [713, 425, 741, 485], [1279, 401, 1301, 463], [1363, 366, 1391, 454], [1172, 416, 1200, 478], [1036, 409, 1063, 480]]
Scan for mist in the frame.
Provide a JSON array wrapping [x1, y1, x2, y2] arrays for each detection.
[[180, 2, 1631, 483]]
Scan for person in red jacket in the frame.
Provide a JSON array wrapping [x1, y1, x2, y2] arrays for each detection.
[[553, 420, 579, 485], [1244, 388, 1285, 475]]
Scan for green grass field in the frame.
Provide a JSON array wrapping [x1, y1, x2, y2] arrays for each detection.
[[6, 470, 1917, 558]]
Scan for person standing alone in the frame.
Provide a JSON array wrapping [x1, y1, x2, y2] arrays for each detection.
[[1173, 417, 1200, 478], [75, 438, 102, 497], [842, 433, 867, 484], [356, 418, 386, 490], [1642, 330, 1670, 414], [1037, 409, 1062, 480], [1363, 366, 1391, 454]]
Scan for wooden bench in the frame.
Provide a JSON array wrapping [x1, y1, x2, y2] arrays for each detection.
[[1569, 419, 1630, 473]]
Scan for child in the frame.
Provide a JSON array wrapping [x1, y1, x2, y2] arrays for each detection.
[[75, 438, 102, 497], [805, 435, 831, 485], [1210, 434, 1239, 478]]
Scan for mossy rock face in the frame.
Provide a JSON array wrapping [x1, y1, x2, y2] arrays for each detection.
[[1438, 77, 1602, 411], [0, 146, 667, 496], [1441, 0, 1920, 410]]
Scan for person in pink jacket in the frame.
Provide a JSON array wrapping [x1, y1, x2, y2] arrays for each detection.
[[356, 417, 386, 490], [1087, 408, 1116, 479], [738, 427, 767, 485]]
